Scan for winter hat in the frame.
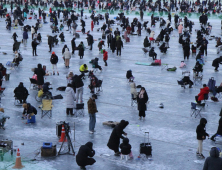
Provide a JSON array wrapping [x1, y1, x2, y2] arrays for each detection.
[[159, 103, 164, 108], [0, 108, 4, 113], [52, 51, 55, 55]]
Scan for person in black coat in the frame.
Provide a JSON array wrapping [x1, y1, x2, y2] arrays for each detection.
[[12, 32, 18, 42], [78, 42, 84, 59], [87, 34, 94, 50], [149, 47, 157, 60], [137, 87, 148, 120], [34, 63, 46, 89], [71, 38, 76, 54], [196, 118, 209, 158], [81, 19, 85, 33], [107, 32, 113, 48], [211, 112, 222, 141], [50, 52, 59, 75], [22, 103, 37, 118], [212, 56, 222, 71], [183, 42, 190, 60], [107, 120, 129, 156], [203, 147, 222, 170], [120, 138, 132, 155], [48, 35, 53, 52], [116, 37, 123, 56], [14, 82, 29, 103], [143, 36, 150, 48], [110, 38, 116, 53], [31, 39, 39, 56], [76, 142, 96, 170], [92, 57, 102, 70], [59, 32, 65, 42]]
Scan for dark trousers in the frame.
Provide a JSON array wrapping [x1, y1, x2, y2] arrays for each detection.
[[33, 47, 37, 56], [104, 59, 107, 66], [49, 44, 52, 52], [72, 48, 75, 54], [195, 96, 201, 104], [184, 54, 189, 60], [17, 96, 28, 103], [117, 48, 121, 56], [95, 65, 102, 70], [32, 33, 34, 39], [66, 108, 73, 115], [204, 47, 207, 56], [108, 42, 111, 48], [139, 111, 145, 117], [90, 43, 93, 50]]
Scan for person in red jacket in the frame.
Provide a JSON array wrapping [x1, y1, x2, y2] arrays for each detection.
[[103, 49, 108, 66], [91, 21, 94, 31], [49, 8, 52, 14], [195, 84, 209, 104]]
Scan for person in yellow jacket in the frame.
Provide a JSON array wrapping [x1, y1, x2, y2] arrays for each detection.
[[79, 64, 89, 76]]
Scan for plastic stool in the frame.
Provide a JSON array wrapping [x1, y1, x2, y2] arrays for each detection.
[[27, 115, 36, 123], [121, 154, 129, 161]]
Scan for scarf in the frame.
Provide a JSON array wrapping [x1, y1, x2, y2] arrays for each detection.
[[139, 90, 145, 99]]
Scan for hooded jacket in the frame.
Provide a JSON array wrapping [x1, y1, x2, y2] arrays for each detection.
[[120, 138, 132, 155], [76, 142, 96, 167], [63, 48, 71, 59], [203, 147, 222, 170], [130, 83, 138, 98], [198, 86, 209, 101], [65, 87, 75, 108], [196, 118, 209, 140], [107, 120, 129, 152], [14, 83, 29, 99]]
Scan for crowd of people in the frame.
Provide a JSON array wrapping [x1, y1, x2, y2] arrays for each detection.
[[1, 0, 222, 169]]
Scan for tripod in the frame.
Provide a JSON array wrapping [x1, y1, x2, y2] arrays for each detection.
[[58, 123, 75, 156]]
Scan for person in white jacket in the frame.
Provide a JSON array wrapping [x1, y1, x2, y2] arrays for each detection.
[[31, 26, 35, 40], [63, 48, 71, 68], [130, 82, 138, 98], [0, 108, 10, 130], [65, 84, 76, 115]]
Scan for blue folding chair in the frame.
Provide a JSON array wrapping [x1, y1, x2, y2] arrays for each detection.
[[191, 102, 202, 118]]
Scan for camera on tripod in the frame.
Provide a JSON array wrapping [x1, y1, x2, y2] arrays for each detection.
[[56, 121, 70, 138]]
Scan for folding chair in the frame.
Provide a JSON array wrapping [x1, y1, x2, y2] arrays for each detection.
[[95, 80, 103, 95], [39, 99, 53, 118], [92, 65, 99, 73], [142, 48, 149, 56], [14, 97, 24, 106], [191, 102, 202, 118], [131, 94, 137, 106], [73, 103, 84, 117], [29, 78, 38, 90]]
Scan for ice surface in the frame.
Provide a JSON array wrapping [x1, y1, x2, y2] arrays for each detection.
[[0, 7, 222, 170]]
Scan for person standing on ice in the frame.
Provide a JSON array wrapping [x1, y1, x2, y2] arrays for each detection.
[[196, 118, 209, 159]]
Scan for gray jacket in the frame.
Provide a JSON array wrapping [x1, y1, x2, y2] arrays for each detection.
[[0, 112, 10, 124]]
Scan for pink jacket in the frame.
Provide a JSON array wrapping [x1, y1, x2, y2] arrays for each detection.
[[178, 25, 183, 34]]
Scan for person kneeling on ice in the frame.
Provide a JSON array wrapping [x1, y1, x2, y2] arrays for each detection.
[[120, 138, 133, 159], [203, 147, 222, 170], [0, 108, 10, 130], [76, 142, 96, 170], [22, 103, 37, 119]]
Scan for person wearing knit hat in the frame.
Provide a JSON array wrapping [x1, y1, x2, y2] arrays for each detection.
[[50, 51, 59, 75], [0, 108, 10, 130]]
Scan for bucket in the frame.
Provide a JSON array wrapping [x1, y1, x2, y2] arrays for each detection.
[[5, 74, 10, 81]]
